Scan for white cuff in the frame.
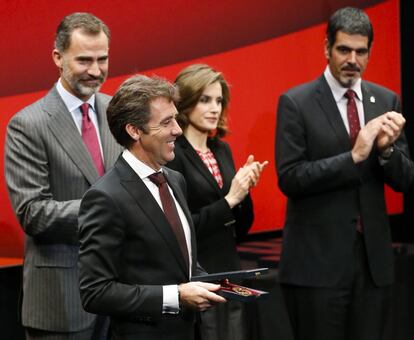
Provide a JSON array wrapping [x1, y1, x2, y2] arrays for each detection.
[[162, 285, 179, 314]]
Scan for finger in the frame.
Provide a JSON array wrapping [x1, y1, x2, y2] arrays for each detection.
[[385, 112, 406, 128], [382, 120, 399, 134], [380, 124, 399, 138], [248, 174, 258, 188], [258, 160, 269, 171], [385, 111, 403, 119], [249, 162, 260, 178], [205, 291, 227, 304], [363, 120, 382, 138], [366, 117, 384, 129], [241, 177, 252, 191], [243, 154, 254, 167], [384, 113, 402, 126], [234, 167, 248, 179], [194, 282, 221, 291]]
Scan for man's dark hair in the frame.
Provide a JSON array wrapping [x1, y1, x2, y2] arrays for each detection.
[[326, 7, 373, 49], [107, 75, 179, 148], [55, 12, 110, 52]]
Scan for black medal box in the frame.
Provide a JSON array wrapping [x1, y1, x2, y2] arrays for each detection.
[[191, 268, 269, 302]]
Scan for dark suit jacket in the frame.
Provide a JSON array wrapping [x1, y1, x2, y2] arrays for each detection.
[[5, 85, 121, 331], [167, 136, 253, 273], [275, 75, 413, 288], [78, 156, 201, 339]]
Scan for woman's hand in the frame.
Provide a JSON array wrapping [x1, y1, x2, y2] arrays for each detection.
[[242, 155, 268, 187], [224, 155, 268, 208]]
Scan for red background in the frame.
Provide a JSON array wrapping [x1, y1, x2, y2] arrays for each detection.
[[0, 0, 401, 257]]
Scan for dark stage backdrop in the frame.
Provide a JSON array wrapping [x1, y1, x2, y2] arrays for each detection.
[[0, 0, 402, 257]]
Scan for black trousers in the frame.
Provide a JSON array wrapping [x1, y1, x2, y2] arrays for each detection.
[[281, 233, 392, 340]]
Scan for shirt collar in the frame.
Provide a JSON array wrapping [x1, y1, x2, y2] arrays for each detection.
[[56, 78, 96, 113], [324, 65, 363, 103], [122, 149, 162, 180]]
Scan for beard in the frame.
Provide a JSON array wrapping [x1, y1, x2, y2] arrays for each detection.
[[61, 61, 106, 98], [338, 65, 361, 87], [338, 75, 357, 88]]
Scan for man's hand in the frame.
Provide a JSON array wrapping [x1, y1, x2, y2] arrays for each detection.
[[376, 111, 405, 151], [178, 282, 226, 311], [351, 116, 383, 163]]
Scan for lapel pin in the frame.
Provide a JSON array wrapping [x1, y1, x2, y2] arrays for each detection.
[[370, 96, 375, 103]]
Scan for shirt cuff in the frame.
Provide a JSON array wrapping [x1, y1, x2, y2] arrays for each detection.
[[162, 285, 180, 314]]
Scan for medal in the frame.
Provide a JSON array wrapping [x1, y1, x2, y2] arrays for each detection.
[[232, 286, 252, 296]]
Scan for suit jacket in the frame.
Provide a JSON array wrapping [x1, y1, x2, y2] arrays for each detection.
[[275, 75, 413, 288], [167, 136, 253, 273], [5, 85, 121, 331], [78, 156, 201, 339]]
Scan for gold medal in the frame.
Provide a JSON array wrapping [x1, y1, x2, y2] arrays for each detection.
[[232, 286, 252, 296]]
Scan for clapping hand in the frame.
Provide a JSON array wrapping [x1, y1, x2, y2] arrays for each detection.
[[376, 111, 405, 151], [225, 155, 268, 208], [242, 155, 269, 188]]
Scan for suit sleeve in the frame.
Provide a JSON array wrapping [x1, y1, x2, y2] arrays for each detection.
[[78, 187, 163, 319], [384, 148, 414, 192], [5, 113, 80, 243], [379, 96, 414, 192], [222, 143, 254, 239], [275, 93, 361, 198]]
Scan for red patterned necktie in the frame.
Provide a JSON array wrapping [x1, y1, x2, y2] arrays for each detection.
[[148, 172, 189, 270], [80, 103, 105, 176], [344, 91, 363, 232], [344, 89, 361, 146]]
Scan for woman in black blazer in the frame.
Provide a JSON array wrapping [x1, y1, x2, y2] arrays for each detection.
[[167, 64, 267, 340]]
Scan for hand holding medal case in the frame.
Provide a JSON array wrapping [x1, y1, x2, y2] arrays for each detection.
[[191, 268, 269, 302]]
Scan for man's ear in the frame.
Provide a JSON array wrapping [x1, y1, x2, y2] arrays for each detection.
[[125, 124, 140, 141], [324, 38, 330, 60], [368, 43, 373, 59], [52, 49, 63, 69]]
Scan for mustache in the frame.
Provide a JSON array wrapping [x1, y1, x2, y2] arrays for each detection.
[[341, 65, 361, 72], [80, 75, 105, 82]]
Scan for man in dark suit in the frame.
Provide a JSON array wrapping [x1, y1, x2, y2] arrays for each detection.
[[78, 75, 226, 340], [5, 13, 121, 339], [275, 7, 413, 340]]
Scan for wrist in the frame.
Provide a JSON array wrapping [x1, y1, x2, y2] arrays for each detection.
[[224, 195, 236, 209], [351, 150, 363, 164], [380, 145, 394, 160]]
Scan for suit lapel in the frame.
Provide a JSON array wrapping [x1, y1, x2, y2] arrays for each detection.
[[45, 86, 99, 185], [177, 136, 223, 196], [117, 158, 189, 277], [361, 82, 379, 123], [315, 76, 351, 149], [163, 167, 197, 275], [95, 94, 121, 169]]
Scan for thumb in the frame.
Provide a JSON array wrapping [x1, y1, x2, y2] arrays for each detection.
[[260, 160, 269, 169]]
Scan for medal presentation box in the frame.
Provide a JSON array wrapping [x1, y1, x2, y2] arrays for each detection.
[[191, 268, 269, 302]]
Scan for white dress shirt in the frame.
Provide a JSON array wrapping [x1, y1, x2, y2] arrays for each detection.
[[56, 79, 104, 159], [324, 65, 366, 133]]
